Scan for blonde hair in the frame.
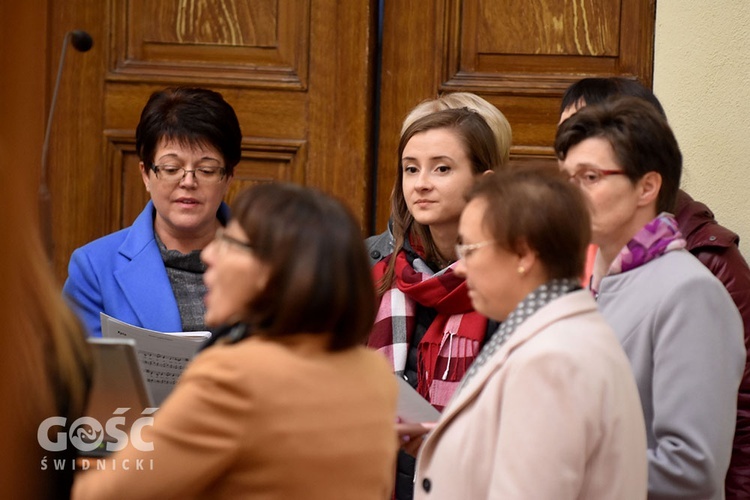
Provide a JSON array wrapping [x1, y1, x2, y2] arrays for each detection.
[[401, 92, 512, 166]]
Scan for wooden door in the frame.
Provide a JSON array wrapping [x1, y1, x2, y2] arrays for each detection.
[[43, 0, 656, 280], [374, 0, 656, 232], [46, 0, 377, 281]]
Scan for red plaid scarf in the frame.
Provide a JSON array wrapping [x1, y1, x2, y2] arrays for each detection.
[[368, 250, 487, 411]]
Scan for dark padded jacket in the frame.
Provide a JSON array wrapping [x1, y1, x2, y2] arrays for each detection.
[[675, 189, 750, 499], [366, 226, 394, 267]]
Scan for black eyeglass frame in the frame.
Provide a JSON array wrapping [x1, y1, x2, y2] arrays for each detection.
[[214, 227, 254, 253], [149, 163, 227, 182]]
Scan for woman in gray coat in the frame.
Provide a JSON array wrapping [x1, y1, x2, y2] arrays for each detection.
[[556, 96, 744, 499]]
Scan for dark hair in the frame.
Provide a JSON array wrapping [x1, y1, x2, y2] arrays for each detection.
[[135, 87, 242, 175], [230, 182, 375, 351], [468, 164, 591, 280], [379, 107, 501, 294], [555, 96, 682, 213], [559, 77, 666, 118]]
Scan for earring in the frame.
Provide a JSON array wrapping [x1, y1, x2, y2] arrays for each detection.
[[517, 266, 525, 275]]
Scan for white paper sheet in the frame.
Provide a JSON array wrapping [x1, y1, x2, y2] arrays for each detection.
[[100, 313, 210, 405], [397, 376, 441, 423]]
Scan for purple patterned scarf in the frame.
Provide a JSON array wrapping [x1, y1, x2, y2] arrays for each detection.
[[592, 212, 686, 293]]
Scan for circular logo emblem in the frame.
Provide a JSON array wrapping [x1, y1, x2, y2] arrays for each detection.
[[68, 417, 104, 452]]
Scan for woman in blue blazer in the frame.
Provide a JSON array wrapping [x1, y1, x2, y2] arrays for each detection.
[[63, 87, 240, 337]]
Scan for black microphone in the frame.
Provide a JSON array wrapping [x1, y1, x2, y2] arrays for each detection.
[[39, 30, 93, 261], [71, 30, 94, 53]]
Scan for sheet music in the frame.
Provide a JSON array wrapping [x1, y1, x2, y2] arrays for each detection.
[[397, 376, 441, 423], [100, 313, 210, 406]]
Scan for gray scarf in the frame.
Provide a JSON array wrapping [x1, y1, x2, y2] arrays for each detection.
[[155, 232, 208, 332], [457, 278, 581, 394]]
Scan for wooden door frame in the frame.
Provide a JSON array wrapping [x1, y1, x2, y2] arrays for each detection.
[[0, 0, 49, 234]]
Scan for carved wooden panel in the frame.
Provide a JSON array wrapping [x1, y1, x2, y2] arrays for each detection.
[[225, 139, 308, 204], [442, 0, 647, 90], [46, 0, 374, 282], [475, 0, 620, 56], [104, 132, 146, 232], [110, 0, 310, 88], [374, 0, 655, 232], [42, 0, 647, 278]]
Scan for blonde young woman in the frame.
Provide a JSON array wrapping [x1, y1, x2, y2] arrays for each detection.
[[367, 92, 511, 264], [367, 107, 504, 499]]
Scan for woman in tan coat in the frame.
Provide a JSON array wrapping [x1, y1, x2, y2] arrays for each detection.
[[73, 183, 398, 499], [411, 167, 647, 499]]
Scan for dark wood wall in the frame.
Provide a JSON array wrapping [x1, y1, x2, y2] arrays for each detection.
[[0, 0, 47, 216], [5, 0, 655, 283], [374, 0, 656, 229]]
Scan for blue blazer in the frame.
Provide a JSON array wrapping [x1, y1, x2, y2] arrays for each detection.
[[63, 201, 230, 337]]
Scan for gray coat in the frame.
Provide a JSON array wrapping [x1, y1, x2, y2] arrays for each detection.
[[597, 249, 744, 500], [365, 227, 394, 266]]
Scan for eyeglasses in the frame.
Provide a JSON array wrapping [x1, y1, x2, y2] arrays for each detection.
[[213, 227, 254, 255], [151, 164, 227, 184], [454, 240, 493, 260], [568, 167, 627, 187]]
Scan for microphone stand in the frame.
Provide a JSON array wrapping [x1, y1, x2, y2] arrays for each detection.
[[39, 30, 93, 262]]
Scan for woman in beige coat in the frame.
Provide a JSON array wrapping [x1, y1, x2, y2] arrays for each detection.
[[73, 183, 398, 499], [411, 167, 647, 499]]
